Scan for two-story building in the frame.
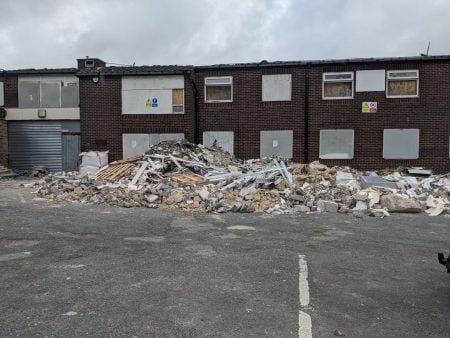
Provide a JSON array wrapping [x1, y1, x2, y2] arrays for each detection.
[[0, 68, 80, 172]]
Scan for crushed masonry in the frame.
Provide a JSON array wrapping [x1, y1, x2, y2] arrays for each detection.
[[24, 140, 450, 217]]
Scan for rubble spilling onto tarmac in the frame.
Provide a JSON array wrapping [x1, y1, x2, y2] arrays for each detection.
[[26, 140, 450, 217]]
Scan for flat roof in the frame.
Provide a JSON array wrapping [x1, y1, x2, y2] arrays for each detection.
[[195, 55, 450, 70], [0, 68, 77, 76]]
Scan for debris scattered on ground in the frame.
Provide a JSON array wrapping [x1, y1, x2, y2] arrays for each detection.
[[29, 165, 48, 177], [27, 140, 450, 216]]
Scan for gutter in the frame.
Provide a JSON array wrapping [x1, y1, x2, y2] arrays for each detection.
[[188, 71, 200, 144], [304, 63, 311, 163]]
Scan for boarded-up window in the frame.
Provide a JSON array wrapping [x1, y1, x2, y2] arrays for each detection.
[[262, 74, 292, 101], [172, 88, 184, 113], [260, 130, 293, 158], [203, 131, 234, 155], [41, 81, 61, 108], [387, 70, 418, 97], [122, 76, 184, 114], [322, 72, 353, 99], [18, 76, 79, 108], [319, 129, 354, 159], [383, 129, 419, 159], [205, 77, 233, 102]]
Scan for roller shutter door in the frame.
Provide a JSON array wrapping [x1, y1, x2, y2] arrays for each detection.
[[8, 121, 62, 171]]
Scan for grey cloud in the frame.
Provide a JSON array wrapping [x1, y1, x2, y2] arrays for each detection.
[[1, 0, 449, 69]]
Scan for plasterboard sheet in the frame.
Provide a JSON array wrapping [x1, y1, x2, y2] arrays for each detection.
[[383, 129, 419, 159], [262, 74, 292, 101], [122, 134, 149, 159], [203, 131, 234, 155], [356, 70, 385, 92], [122, 76, 184, 90], [319, 129, 354, 159], [260, 130, 293, 158]]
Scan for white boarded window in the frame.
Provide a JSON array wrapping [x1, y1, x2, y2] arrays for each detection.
[[203, 131, 234, 155], [319, 129, 354, 159], [383, 129, 419, 159], [122, 76, 185, 114], [122, 133, 184, 159], [356, 70, 385, 92], [204, 77, 232, 103], [386, 70, 419, 98], [262, 74, 291, 101], [322, 72, 353, 99], [260, 130, 293, 158]]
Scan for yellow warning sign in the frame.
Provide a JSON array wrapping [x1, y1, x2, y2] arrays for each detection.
[[362, 101, 377, 113], [146, 99, 151, 108]]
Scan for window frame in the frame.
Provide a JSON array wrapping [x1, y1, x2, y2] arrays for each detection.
[[172, 88, 185, 113], [386, 70, 419, 98], [322, 72, 354, 100], [18, 76, 79, 109], [204, 76, 233, 103]]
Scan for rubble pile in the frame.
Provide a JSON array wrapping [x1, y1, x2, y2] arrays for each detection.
[[29, 140, 450, 217]]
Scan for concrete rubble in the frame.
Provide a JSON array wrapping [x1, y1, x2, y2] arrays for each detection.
[[27, 140, 450, 217]]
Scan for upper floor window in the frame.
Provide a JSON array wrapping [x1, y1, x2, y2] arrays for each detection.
[[386, 70, 419, 98], [262, 74, 292, 101], [322, 72, 354, 99], [204, 76, 232, 103], [18, 76, 79, 109], [121, 76, 184, 114]]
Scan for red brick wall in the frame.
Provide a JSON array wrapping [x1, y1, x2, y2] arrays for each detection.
[[194, 67, 307, 162], [307, 61, 450, 173], [79, 75, 196, 161]]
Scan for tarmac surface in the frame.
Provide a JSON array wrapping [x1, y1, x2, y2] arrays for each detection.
[[0, 178, 449, 337]]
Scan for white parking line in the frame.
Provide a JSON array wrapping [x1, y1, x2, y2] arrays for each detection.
[[299, 254, 312, 338], [299, 254, 310, 306]]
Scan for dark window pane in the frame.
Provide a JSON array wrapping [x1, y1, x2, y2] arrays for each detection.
[[62, 83, 79, 107], [206, 85, 232, 101], [323, 82, 352, 98], [387, 80, 417, 96]]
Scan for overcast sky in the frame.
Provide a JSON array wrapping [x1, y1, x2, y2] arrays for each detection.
[[1, 0, 449, 69]]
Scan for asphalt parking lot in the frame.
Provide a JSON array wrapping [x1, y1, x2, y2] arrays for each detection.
[[0, 179, 449, 337]]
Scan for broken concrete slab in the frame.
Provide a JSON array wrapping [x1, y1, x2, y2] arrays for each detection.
[[360, 176, 399, 189], [380, 194, 422, 213]]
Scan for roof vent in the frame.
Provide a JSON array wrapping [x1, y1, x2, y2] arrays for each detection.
[[85, 59, 95, 68]]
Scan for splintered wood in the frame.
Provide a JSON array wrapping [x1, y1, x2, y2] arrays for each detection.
[[97, 163, 135, 180], [170, 172, 207, 185]]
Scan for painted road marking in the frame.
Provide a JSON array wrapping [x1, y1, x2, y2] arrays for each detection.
[[299, 254, 312, 338]]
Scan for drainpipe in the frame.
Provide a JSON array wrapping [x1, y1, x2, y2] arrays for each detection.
[[188, 71, 199, 144], [304, 63, 311, 163]]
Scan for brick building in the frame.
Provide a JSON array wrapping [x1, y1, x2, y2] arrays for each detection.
[[0, 68, 80, 171], [77, 60, 195, 161], [4, 55, 448, 172]]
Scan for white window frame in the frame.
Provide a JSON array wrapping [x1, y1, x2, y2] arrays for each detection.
[[204, 76, 233, 103], [386, 70, 419, 98], [172, 88, 185, 113], [322, 72, 354, 100]]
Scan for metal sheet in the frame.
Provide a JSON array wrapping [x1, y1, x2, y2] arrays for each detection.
[[319, 129, 354, 159], [203, 131, 234, 155], [62, 134, 80, 171], [356, 70, 386, 92], [18, 81, 40, 108], [8, 121, 62, 171], [260, 130, 293, 158], [262, 74, 292, 101], [383, 129, 419, 159], [122, 134, 149, 159]]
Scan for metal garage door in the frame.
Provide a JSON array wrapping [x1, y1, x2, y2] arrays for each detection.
[[8, 121, 62, 172]]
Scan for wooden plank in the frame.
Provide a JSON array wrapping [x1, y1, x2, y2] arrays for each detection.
[[130, 162, 148, 185]]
